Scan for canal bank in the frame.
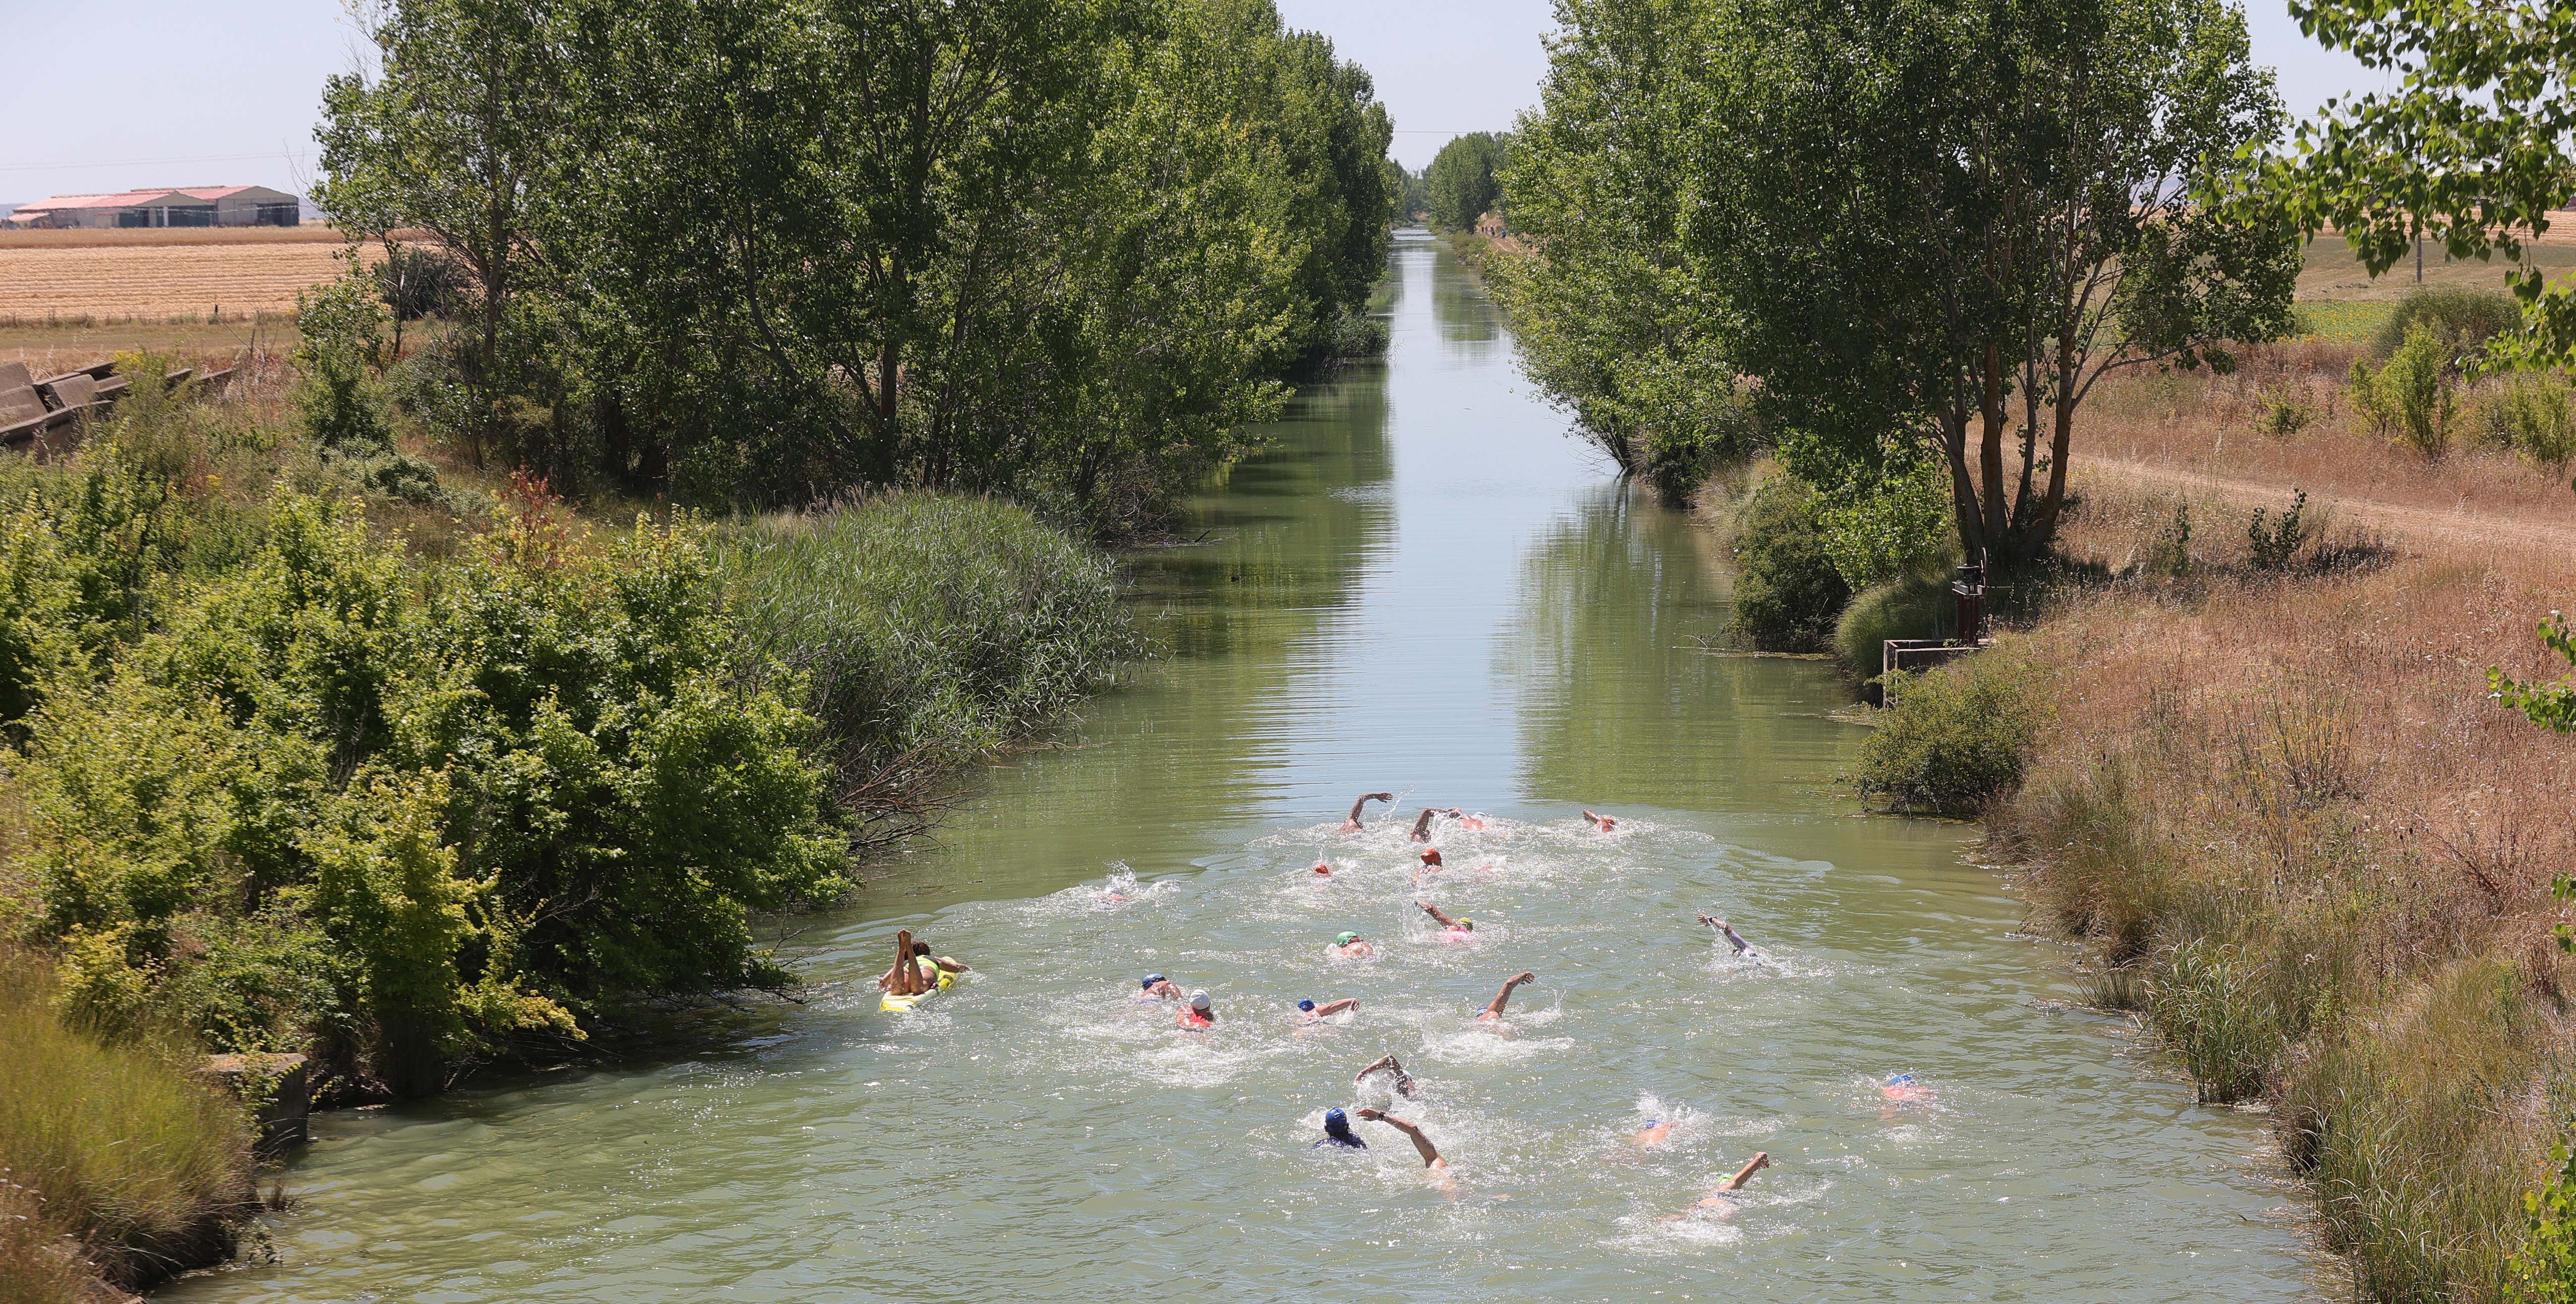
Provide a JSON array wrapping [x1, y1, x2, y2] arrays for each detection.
[[167, 230, 2314, 1303]]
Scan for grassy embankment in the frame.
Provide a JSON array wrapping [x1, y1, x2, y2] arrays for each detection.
[[0, 350, 1137, 1300], [1854, 278, 2576, 1300]]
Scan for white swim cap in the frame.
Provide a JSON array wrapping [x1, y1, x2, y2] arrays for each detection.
[[1190, 989, 1212, 1010]]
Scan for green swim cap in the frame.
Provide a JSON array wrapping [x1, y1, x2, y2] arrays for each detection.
[[1335, 931, 1359, 945]]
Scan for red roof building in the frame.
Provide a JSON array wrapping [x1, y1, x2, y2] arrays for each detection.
[[8, 185, 302, 230]]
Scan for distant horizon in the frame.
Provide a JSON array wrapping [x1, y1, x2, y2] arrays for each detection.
[[1, 0, 2385, 204]]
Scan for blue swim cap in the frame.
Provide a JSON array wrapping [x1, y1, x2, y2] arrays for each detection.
[[1142, 974, 1166, 989], [1888, 1072, 1914, 1085], [1297, 999, 1317, 1012], [1323, 1107, 1350, 1133]]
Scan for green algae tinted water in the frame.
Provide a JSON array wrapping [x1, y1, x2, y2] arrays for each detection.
[[165, 233, 2314, 1303]]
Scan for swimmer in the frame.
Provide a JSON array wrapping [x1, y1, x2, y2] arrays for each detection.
[[1311, 860, 1333, 876], [1416, 847, 1443, 871], [1314, 1106, 1369, 1150], [1408, 807, 1463, 843], [1633, 1118, 1677, 1147], [1698, 915, 1754, 956], [1457, 812, 1489, 831], [1475, 971, 1538, 1022], [1137, 974, 1183, 1001], [1297, 997, 1362, 1023], [1178, 989, 1217, 1029], [1880, 1072, 1934, 1102], [1354, 1107, 1448, 1173], [1416, 901, 1474, 935], [1357, 1053, 1421, 1097], [1660, 1153, 1771, 1219], [1341, 792, 1395, 832], [876, 932, 964, 996], [1329, 930, 1376, 959], [1582, 809, 1617, 832]]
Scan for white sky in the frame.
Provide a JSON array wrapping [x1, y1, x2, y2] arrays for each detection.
[[0, 0, 2386, 203]]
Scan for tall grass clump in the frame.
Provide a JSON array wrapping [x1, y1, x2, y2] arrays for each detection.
[[0, 949, 254, 1295], [1855, 648, 2048, 817], [722, 493, 1140, 802], [1834, 572, 1954, 681]]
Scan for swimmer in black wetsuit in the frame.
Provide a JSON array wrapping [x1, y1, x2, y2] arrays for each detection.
[[1315, 1107, 1368, 1149]]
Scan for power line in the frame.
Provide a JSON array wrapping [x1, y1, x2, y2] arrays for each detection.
[[0, 150, 310, 173]]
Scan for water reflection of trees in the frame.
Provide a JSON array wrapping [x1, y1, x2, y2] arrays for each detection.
[[856, 290, 1400, 910], [1501, 484, 1860, 812]]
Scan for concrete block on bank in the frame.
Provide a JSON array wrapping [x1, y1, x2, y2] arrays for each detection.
[[1876, 638, 1993, 707]]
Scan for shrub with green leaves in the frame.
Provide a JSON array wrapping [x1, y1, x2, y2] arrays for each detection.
[[17, 487, 843, 1092], [1817, 452, 1955, 593], [2479, 370, 2576, 469], [2510, 1126, 2576, 1302], [2352, 323, 2459, 456], [2368, 285, 2522, 361], [1857, 647, 2048, 816], [1725, 472, 1851, 652]]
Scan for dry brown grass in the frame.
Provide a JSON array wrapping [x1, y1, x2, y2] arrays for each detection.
[[1986, 485, 2576, 1300], [0, 240, 383, 321], [0, 225, 347, 250], [2075, 342, 2576, 553]]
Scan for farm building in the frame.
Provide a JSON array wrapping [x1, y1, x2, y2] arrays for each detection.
[[7, 185, 302, 230]]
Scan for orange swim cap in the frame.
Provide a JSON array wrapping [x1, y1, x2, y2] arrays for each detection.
[[1420, 848, 1443, 866]]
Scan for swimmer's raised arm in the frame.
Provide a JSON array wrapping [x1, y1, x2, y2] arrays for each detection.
[[1343, 792, 1395, 830], [1480, 971, 1536, 1020], [1698, 915, 1750, 954], [1355, 1107, 1444, 1168], [1408, 808, 1440, 842], [1716, 1151, 1770, 1192], [1418, 901, 1464, 929], [1307, 997, 1361, 1017]]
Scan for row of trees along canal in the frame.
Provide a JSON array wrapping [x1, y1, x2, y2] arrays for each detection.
[[320, 0, 1401, 534]]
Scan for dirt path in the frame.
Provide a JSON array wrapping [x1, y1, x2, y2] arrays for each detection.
[[2075, 455, 2576, 559]]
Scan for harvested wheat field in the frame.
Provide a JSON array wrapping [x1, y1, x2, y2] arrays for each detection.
[[0, 233, 379, 320]]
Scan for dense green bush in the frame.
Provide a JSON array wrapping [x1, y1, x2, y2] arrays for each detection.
[[1725, 472, 1851, 651], [1857, 648, 2047, 816], [1817, 452, 1955, 593], [721, 494, 1139, 781], [12, 474, 843, 1094], [2369, 285, 2522, 360], [2353, 323, 2459, 456]]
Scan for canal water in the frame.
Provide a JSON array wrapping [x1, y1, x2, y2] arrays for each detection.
[[168, 231, 2314, 1302]]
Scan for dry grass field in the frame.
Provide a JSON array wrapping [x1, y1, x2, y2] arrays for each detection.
[[0, 239, 377, 320]]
